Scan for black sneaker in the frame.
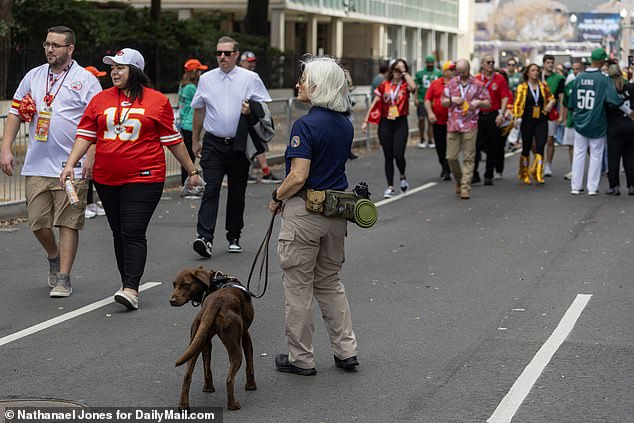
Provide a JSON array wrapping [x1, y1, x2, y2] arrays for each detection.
[[193, 237, 212, 258], [275, 354, 316, 376], [334, 355, 359, 371], [606, 187, 620, 196], [261, 172, 282, 184], [484, 177, 493, 186], [228, 239, 242, 253], [472, 171, 481, 184]]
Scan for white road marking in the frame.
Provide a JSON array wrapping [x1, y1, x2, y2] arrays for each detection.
[[0, 282, 162, 347], [487, 294, 593, 423], [375, 182, 437, 207]]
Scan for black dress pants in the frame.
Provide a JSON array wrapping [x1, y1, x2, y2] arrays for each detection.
[[94, 181, 164, 291], [197, 134, 251, 244], [475, 112, 503, 178], [432, 123, 450, 174], [607, 122, 634, 188]]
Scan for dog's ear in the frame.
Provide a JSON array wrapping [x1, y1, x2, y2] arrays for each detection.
[[193, 267, 213, 288]]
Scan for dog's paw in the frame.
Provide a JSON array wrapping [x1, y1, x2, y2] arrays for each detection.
[[245, 382, 257, 391], [228, 401, 241, 411], [203, 384, 215, 393]]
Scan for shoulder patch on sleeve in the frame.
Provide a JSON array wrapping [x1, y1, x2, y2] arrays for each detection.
[[291, 136, 301, 147]]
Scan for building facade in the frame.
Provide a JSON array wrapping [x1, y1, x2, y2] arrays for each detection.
[[115, 0, 474, 72]]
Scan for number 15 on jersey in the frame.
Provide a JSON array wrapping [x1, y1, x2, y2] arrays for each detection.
[[103, 107, 145, 141]]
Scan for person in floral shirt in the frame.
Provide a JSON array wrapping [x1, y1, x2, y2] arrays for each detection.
[[441, 59, 491, 199]]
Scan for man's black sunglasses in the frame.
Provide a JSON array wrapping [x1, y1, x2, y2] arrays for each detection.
[[216, 50, 236, 57]]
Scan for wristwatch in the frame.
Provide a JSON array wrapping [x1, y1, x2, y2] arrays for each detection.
[[272, 189, 283, 203], [189, 169, 200, 177]]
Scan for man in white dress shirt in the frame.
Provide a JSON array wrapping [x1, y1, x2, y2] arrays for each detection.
[[191, 36, 271, 257]]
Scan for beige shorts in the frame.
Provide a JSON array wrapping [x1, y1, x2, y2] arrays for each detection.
[[25, 176, 88, 231]]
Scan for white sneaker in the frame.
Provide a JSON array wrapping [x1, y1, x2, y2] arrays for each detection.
[[417, 142, 427, 149], [494, 172, 503, 180], [114, 289, 139, 310], [95, 201, 106, 216], [427, 142, 436, 149], [563, 171, 572, 181], [85, 203, 97, 219], [543, 163, 553, 177], [570, 189, 581, 195], [588, 191, 599, 196], [383, 187, 396, 198], [400, 179, 409, 193]]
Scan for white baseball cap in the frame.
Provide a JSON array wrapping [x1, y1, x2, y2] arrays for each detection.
[[103, 48, 145, 71]]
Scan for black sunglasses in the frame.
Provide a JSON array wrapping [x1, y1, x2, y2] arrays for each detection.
[[485, 60, 495, 65], [216, 50, 235, 57]]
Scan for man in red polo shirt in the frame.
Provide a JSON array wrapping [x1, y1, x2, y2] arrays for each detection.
[[424, 61, 455, 180], [474, 54, 511, 185]]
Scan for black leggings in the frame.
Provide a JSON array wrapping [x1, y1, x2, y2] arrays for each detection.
[[378, 116, 408, 186], [94, 182, 164, 291], [520, 118, 548, 157], [180, 129, 196, 184]]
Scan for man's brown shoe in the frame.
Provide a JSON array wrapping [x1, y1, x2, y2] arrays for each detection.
[[460, 191, 470, 199]]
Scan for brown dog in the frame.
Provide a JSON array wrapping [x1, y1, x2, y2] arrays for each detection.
[[169, 266, 256, 411]]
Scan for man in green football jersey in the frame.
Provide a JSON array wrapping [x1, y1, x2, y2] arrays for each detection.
[[415, 55, 442, 148], [568, 48, 634, 195]]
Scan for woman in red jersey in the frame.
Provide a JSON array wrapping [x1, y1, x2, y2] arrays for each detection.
[[362, 59, 417, 198], [60, 48, 202, 310]]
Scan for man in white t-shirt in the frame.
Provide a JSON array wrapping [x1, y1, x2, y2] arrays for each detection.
[[0, 25, 102, 298], [190, 36, 271, 258]]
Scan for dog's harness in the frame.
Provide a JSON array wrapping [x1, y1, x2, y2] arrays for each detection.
[[191, 271, 255, 307]]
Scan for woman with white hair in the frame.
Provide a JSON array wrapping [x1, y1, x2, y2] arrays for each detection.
[[268, 56, 359, 376]]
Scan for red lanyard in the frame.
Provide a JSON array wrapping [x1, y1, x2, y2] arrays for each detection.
[[44, 61, 73, 107]]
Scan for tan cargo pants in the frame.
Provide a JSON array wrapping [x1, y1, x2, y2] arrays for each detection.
[[277, 197, 358, 369], [446, 129, 477, 193]]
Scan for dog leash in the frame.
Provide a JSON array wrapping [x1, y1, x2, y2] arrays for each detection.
[[246, 204, 280, 298]]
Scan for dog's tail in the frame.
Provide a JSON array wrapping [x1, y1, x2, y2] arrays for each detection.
[[175, 304, 219, 367]]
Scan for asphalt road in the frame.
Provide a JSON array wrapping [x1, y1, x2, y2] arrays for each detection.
[[1, 142, 633, 423]]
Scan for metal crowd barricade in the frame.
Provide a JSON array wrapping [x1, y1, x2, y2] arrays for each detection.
[[0, 114, 29, 207], [2, 93, 420, 209]]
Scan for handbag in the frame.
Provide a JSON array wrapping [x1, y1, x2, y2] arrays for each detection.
[[367, 100, 382, 125], [548, 107, 559, 121]]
